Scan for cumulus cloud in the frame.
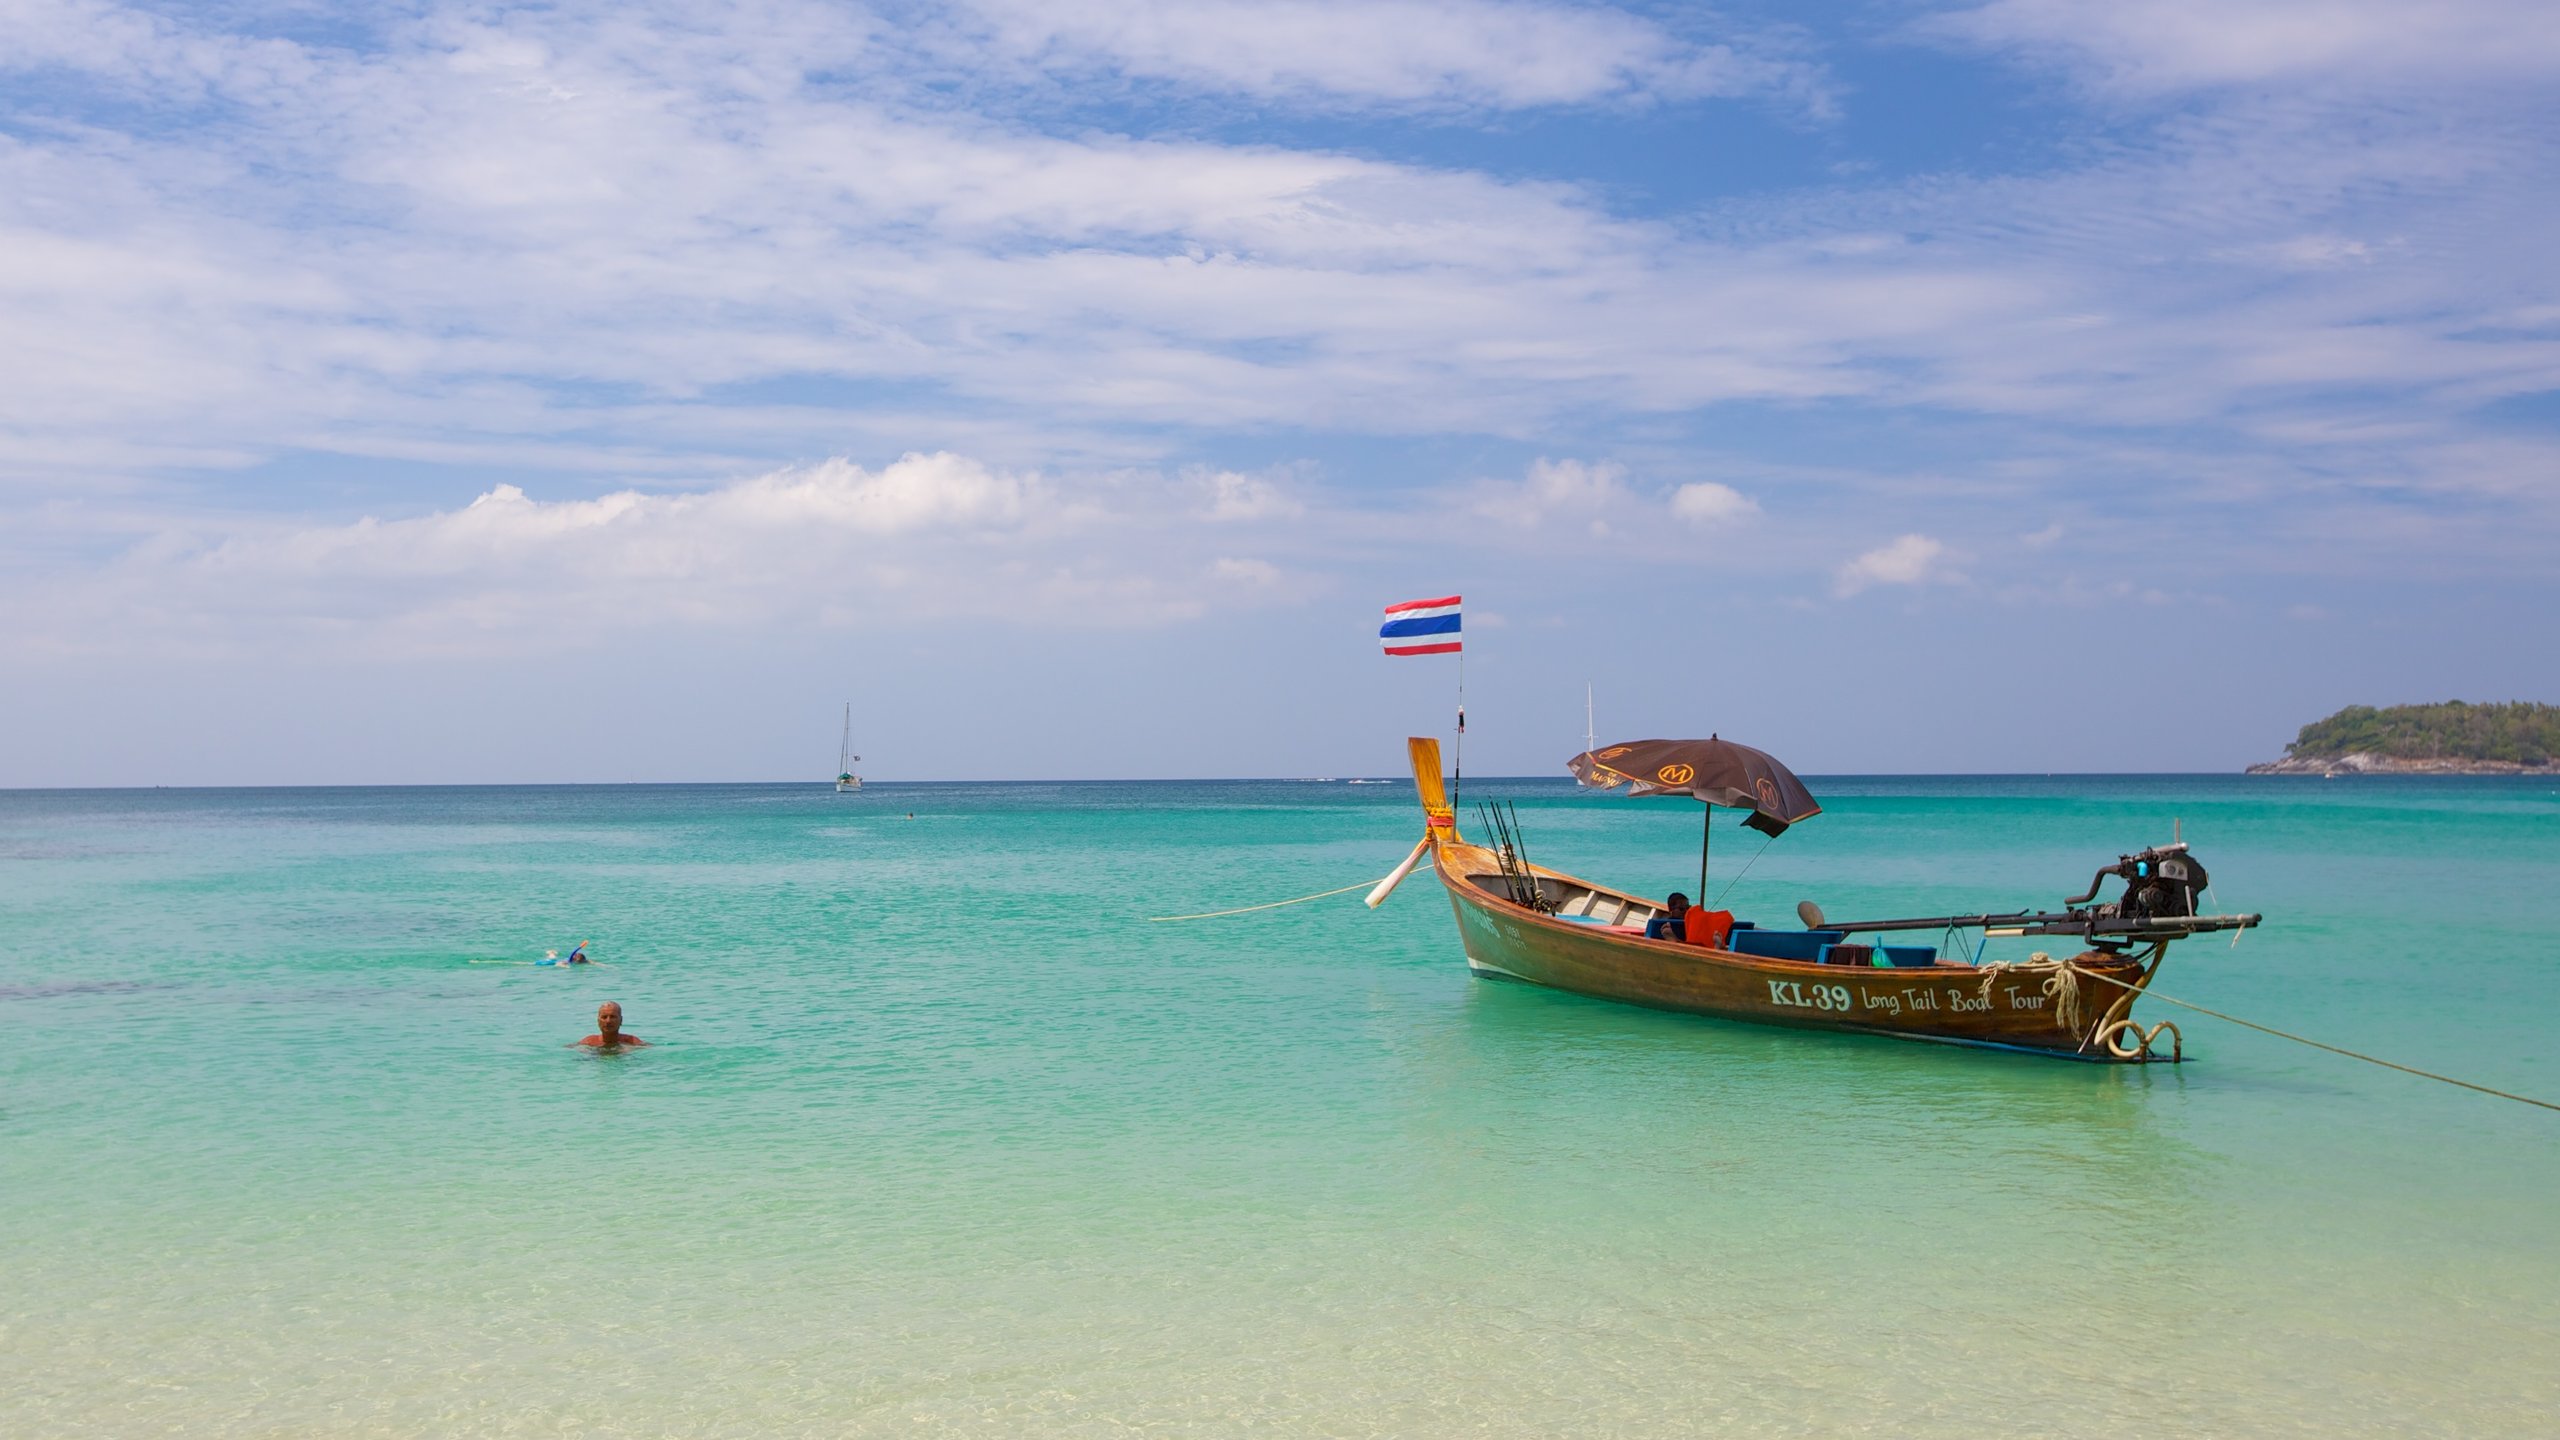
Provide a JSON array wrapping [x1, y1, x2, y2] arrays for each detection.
[[1470, 457, 1629, 530], [18, 453, 1312, 655], [1468, 460, 1761, 539], [1833, 534, 1958, 597], [1670, 481, 1757, 526], [1196, 468, 1305, 522], [228, 453, 1039, 578]]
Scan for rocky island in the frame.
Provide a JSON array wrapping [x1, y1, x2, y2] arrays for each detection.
[[2247, 701, 2558, 775]]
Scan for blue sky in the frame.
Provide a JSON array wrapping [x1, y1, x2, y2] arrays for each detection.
[[3, 0, 2555, 784]]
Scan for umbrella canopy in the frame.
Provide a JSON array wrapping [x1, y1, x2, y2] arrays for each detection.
[[1568, 736, 1822, 836]]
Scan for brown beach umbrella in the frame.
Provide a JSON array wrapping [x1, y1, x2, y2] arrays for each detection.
[[1569, 736, 1822, 900]]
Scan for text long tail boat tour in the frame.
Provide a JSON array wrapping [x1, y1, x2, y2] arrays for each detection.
[[1383, 735, 2262, 1062]]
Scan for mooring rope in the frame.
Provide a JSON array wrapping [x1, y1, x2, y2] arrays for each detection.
[[2070, 963, 2560, 1112], [1147, 881, 1376, 923]]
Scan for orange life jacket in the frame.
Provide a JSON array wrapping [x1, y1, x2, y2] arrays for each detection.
[[1686, 909, 1736, 948]]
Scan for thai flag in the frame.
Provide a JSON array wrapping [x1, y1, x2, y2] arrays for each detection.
[[1380, 595, 1461, 656]]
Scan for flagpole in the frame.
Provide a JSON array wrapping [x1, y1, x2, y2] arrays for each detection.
[[1378, 595, 1464, 808], [1453, 647, 1465, 810]]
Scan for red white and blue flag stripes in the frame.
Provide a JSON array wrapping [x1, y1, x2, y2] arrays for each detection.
[[1380, 595, 1461, 656]]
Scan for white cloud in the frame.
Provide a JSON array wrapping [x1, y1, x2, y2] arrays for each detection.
[[1470, 461, 1761, 538], [1930, 0, 2560, 95], [0, 0, 316, 95], [0, 3, 1866, 476], [208, 450, 1042, 584], [0, 0, 2555, 653], [1210, 556, 1283, 586], [1670, 481, 1757, 526], [1523, 455, 1624, 507], [8, 0, 2554, 510], [14, 453, 1268, 655], [1834, 534, 1957, 597], [1472, 457, 1628, 529], [1196, 468, 1305, 522], [955, 0, 1826, 111]]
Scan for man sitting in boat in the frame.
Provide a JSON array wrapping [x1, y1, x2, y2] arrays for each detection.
[[1641, 895, 1737, 947], [1644, 894, 1691, 941]]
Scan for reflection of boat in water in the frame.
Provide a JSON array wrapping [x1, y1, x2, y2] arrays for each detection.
[[834, 703, 863, 793], [1393, 736, 2260, 1062]]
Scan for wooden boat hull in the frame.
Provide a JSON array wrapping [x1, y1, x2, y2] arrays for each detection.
[[1438, 849, 2148, 1059], [1406, 739, 2157, 1060]]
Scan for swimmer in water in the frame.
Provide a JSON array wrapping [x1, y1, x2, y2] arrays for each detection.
[[537, 941, 592, 967], [575, 1001, 645, 1049]]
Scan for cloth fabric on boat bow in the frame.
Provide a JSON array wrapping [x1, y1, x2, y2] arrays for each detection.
[[1567, 737, 1821, 836]]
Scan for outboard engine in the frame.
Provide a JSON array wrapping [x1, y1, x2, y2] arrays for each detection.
[[2067, 843, 2208, 924], [1808, 842, 2256, 946]]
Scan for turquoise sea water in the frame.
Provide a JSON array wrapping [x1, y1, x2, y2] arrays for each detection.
[[3, 774, 2556, 1436]]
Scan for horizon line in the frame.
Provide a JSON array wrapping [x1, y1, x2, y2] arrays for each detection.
[[1, 770, 2507, 794]]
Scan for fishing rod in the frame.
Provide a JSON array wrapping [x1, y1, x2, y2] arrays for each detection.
[[1475, 799, 1550, 911]]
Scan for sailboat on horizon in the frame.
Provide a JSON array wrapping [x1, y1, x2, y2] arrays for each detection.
[[835, 703, 863, 793], [1575, 683, 1602, 786]]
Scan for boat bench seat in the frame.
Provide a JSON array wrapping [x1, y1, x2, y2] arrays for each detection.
[[1817, 942, 1940, 968], [1725, 929, 1845, 962], [1557, 914, 1644, 934]]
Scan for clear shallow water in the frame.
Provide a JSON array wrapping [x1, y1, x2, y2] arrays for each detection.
[[3, 775, 2555, 1436]]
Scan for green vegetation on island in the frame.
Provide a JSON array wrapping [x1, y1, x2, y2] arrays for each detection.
[[2268, 701, 2559, 770]]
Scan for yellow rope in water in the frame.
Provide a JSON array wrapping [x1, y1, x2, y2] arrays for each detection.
[[2072, 965, 2560, 1112], [1148, 881, 1376, 923]]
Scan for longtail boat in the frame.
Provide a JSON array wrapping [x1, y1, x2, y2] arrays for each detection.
[[1390, 737, 2260, 1062]]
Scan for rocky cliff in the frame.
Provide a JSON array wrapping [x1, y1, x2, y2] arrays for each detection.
[[2245, 752, 2551, 776]]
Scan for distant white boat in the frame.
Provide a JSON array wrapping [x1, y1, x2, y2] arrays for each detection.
[[1575, 682, 1603, 786], [835, 703, 863, 793]]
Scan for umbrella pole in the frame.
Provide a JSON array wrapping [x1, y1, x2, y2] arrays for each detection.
[[1698, 806, 1712, 901]]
